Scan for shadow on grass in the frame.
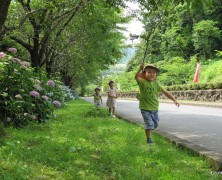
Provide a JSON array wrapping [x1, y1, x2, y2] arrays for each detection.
[[0, 125, 7, 146]]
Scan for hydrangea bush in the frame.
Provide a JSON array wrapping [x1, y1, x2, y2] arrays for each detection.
[[0, 49, 75, 127]]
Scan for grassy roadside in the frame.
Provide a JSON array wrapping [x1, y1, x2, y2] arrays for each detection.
[[0, 99, 221, 179]]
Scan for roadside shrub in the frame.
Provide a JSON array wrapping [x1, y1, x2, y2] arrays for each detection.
[[0, 50, 74, 127], [198, 83, 208, 89], [162, 81, 222, 92], [180, 84, 188, 91], [206, 82, 215, 90]]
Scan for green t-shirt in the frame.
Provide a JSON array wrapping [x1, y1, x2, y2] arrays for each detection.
[[93, 93, 101, 103], [138, 79, 164, 110]]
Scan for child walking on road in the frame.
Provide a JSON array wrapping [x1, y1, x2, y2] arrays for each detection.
[[106, 80, 118, 118], [135, 63, 180, 144], [93, 87, 102, 106]]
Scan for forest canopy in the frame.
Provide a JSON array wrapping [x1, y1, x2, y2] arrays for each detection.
[[1, 0, 222, 94], [0, 0, 131, 94]]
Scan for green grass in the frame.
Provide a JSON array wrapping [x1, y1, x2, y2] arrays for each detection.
[[0, 99, 221, 179]]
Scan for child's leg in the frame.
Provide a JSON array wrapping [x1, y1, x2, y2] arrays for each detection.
[[108, 108, 112, 114], [112, 107, 115, 115], [140, 110, 156, 143], [145, 129, 152, 139]]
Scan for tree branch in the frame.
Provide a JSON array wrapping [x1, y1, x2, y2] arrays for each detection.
[[10, 36, 32, 52], [5, 9, 47, 32], [55, 0, 94, 38], [142, 16, 163, 63]]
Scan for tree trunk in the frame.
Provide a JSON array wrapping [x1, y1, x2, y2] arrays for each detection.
[[60, 70, 74, 88], [0, 0, 11, 40], [46, 60, 53, 78], [30, 50, 40, 67], [80, 83, 86, 96]]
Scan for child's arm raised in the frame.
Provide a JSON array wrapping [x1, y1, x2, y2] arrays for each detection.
[[135, 64, 144, 82]]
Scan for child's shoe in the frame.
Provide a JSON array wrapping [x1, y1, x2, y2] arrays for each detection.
[[147, 138, 154, 145]]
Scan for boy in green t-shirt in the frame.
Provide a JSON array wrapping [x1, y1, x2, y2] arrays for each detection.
[[135, 63, 180, 144]]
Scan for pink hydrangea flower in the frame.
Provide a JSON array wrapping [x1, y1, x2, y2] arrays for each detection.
[[12, 58, 21, 64], [35, 79, 41, 84], [52, 100, 61, 108], [41, 95, 49, 101], [0, 52, 6, 58], [47, 80, 55, 87], [30, 90, 40, 97], [33, 84, 43, 91], [8, 48, 17, 53], [20, 61, 30, 68]]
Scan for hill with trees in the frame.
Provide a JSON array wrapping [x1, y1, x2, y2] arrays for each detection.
[[102, 47, 136, 76]]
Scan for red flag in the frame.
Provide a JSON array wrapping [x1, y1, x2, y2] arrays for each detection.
[[193, 63, 200, 82]]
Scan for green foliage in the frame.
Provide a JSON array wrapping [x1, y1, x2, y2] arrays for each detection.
[[84, 84, 98, 96], [165, 81, 222, 91], [2, 0, 222, 95], [105, 56, 222, 92], [158, 56, 196, 85], [199, 60, 222, 83], [215, 50, 222, 57], [2, 0, 128, 94], [60, 0, 127, 90], [192, 20, 221, 59], [102, 71, 138, 92], [127, 0, 222, 87], [165, 77, 222, 90]]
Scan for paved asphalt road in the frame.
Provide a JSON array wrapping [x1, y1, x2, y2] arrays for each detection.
[[84, 97, 222, 160]]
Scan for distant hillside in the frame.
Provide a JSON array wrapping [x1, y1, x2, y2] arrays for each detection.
[[102, 47, 136, 76], [118, 48, 136, 64]]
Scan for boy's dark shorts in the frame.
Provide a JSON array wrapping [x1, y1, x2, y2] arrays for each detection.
[[140, 109, 159, 130]]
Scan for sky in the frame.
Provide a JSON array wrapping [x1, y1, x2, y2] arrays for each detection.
[[101, 2, 144, 80], [122, 2, 144, 45]]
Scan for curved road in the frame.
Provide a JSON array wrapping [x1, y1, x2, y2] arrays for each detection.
[[84, 97, 222, 167]]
